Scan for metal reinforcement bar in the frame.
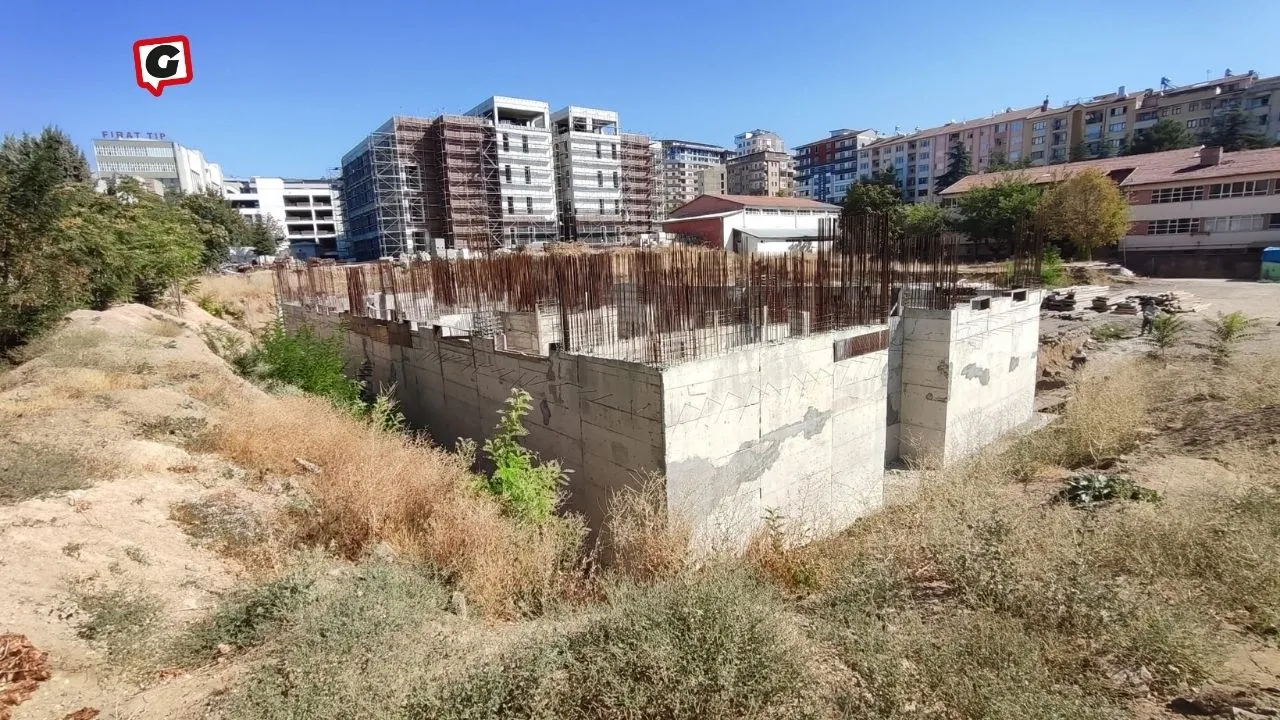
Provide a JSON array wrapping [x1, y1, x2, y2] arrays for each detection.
[[276, 212, 1006, 364]]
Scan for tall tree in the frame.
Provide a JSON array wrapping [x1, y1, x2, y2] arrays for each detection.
[[0, 128, 92, 349], [247, 215, 287, 256], [1034, 170, 1129, 259], [902, 202, 947, 236], [1128, 119, 1196, 155], [1200, 108, 1272, 150], [1069, 142, 1089, 162], [173, 190, 254, 269], [954, 178, 1042, 256], [934, 140, 973, 194], [867, 167, 899, 188], [842, 181, 903, 222], [987, 150, 1033, 172]]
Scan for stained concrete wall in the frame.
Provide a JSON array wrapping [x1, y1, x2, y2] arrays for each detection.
[[897, 292, 1042, 464], [661, 326, 889, 548], [282, 305, 664, 530]]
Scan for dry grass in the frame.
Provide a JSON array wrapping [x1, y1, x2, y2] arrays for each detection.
[[142, 316, 185, 338], [209, 394, 585, 616], [0, 440, 92, 503], [195, 272, 279, 331], [1021, 360, 1153, 471], [604, 473, 690, 583]]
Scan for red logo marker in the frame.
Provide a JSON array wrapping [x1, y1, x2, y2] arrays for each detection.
[[133, 35, 193, 97]]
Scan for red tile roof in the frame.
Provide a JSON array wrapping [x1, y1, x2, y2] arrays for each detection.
[[938, 146, 1280, 195], [700, 194, 840, 209]]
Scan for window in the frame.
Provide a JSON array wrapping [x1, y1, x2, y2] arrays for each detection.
[[1202, 214, 1267, 232], [526, 197, 533, 214], [1208, 180, 1271, 199], [1186, 118, 1203, 129], [1137, 111, 1158, 121], [917, 164, 929, 173], [1009, 151, 1021, 160], [504, 165, 511, 182], [1160, 108, 1169, 117], [502, 133, 509, 152], [1052, 132, 1067, 145], [507, 196, 514, 214], [918, 189, 929, 197], [1085, 111, 1103, 124], [1173, 105, 1183, 115], [1151, 186, 1204, 203], [596, 142, 601, 158], [1031, 136, 1045, 145], [1149, 218, 1198, 235], [917, 177, 928, 185], [859, 162, 869, 170], [524, 166, 531, 184], [597, 170, 603, 187], [920, 139, 931, 148], [1110, 106, 1127, 117], [614, 200, 620, 214], [598, 199, 605, 214], [1270, 213, 1280, 229], [1033, 121, 1046, 131], [919, 151, 930, 159], [1188, 101, 1200, 111], [612, 171, 619, 188], [1030, 150, 1045, 160], [522, 135, 529, 153], [1108, 122, 1127, 133], [611, 144, 617, 160]]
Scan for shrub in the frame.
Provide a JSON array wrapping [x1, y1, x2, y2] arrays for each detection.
[[605, 473, 690, 583], [196, 292, 245, 324], [476, 388, 568, 523], [1208, 311, 1260, 363], [1040, 246, 1066, 287], [1089, 322, 1125, 342], [1059, 472, 1160, 506], [409, 571, 818, 720], [240, 321, 361, 409], [0, 441, 89, 503], [74, 586, 164, 666], [174, 575, 312, 663], [1042, 362, 1151, 468], [1150, 312, 1186, 353]]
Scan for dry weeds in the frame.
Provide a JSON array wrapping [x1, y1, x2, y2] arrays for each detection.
[[195, 272, 278, 331], [210, 394, 584, 615], [604, 473, 690, 583]]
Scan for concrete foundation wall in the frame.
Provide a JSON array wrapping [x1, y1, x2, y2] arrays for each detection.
[[661, 326, 888, 548], [897, 293, 1041, 464], [282, 305, 664, 530]]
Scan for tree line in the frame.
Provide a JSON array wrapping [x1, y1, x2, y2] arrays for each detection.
[[0, 127, 284, 351]]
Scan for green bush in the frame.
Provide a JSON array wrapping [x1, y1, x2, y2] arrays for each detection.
[[1059, 473, 1160, 506], [240, 322, 362, 409], [1208, 311, 1260, 363], [1040, 246, 1066, 287], [476, 389, 567, 523], [1151, 312, 1186, 353], [409, 571, 816, 720], [1089, 323, 1125, 342], [175, 575, 313, 663]]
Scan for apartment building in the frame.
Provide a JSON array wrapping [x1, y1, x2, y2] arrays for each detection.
[[727, 151, 794, 197], [92, 135, 223, 195], [223, 177, 343, 258], [697, 164, 727, 196], [793, 129, 878, 203], [939, 145, 1280, 278], [734, 129, 786, 155], [339, 97, 656, 259], [657, 139, 731, 216], [553, 106, 626, 243]]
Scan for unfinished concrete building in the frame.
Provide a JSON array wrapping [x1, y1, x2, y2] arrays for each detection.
[[619, 134, 658, 242], [553, 106, 626, 244], [278, 222, 1042, 546]]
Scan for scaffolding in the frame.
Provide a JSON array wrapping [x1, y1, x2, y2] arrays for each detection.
[[423, 115, 503, 252], [620, 133, 657, 244]]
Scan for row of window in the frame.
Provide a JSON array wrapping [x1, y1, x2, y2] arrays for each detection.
[[1148, 179, 1273, 203], [99, 161, 177, 173], [1148, 213, 1280, 235], [95, 145, 174, 157]]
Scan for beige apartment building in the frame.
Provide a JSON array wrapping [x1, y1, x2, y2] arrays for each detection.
[[696, 164, 726, 195], [853, 70, 1280, 203], [726, 150, 794, 196]]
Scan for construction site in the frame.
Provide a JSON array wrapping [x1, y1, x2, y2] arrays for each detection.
[[276, 217, 1044, 545], [339, 97, 658, 261]]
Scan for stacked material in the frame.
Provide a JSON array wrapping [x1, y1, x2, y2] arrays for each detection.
[[1120, 291, 1208, 314], [1041, 285, 1110, 311], [1091, 296, 1116, 312]]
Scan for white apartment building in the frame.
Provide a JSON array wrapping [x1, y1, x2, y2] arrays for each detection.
[[553, 106, 624, 243], [223, 177, 343, 259], [92, 135, 223, 195], [467, 96, 559, 244], [734, 129, 786, 155], [658, 139, 730, 215]]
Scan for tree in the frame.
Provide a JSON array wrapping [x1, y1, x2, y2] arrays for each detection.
[[842, 181, 903, 222], [902, 202, 947, 236], [1070, 142, 1089, 162], [0, 128, 92, 349], [867, 167, 899, 189], [954, 177, 1042, 256], [1034, 170, 1129, 259], [173, 190, 255, 269], [987, 150, 1033, 172], [934, 140, 973, 194], [1200, 108, 1272, 151], [247, 214, 286, 256], [1128, 119, 1196, 155]]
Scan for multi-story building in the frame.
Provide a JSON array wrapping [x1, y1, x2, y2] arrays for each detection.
[[657, 139, 731, 216], [734, 129, 786, 155], [553, 106, 625, 243], [697, 164, 726, 196], [728, 129, 792, 197], [339, 97, 657, 259], [223, 177, 343, 258], [92, 135, 222, 195], [939, 145, 1280, 278], [793, 129, 878, 204]]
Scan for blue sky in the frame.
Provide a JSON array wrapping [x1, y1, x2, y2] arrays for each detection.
[[2, 0, 1278, 178]]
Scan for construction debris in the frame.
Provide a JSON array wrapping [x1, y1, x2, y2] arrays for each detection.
[[1, 633, 50, 720], [1044, 287, 1210, 316], [1041, 285, 1110, 311]]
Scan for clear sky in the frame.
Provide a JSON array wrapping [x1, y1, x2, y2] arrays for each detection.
[[2, 0, 1278, 178]]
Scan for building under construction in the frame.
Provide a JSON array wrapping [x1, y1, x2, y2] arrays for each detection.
[[339, 97, 656, 260]]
